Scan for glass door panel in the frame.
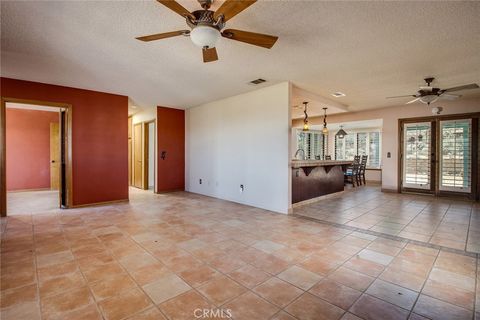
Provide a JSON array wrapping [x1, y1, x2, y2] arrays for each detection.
[[439, 119, 472, 193], [403, 122, 432, 190]]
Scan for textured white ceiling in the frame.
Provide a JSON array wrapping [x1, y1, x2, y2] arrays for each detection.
[[1, 1, 479, 112], [291, 86, 347, 119]]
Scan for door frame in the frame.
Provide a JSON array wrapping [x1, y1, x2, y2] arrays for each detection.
[[143, 120, 156, 191], [132, 122, 143, 189], [0, 97, 73, 216], [398, 112, 480, 200]]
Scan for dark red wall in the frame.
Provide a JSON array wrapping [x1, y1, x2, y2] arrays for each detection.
[[157, 106, 185, 192], [6, 108, 59, 191], [1, 78, 128, 206]]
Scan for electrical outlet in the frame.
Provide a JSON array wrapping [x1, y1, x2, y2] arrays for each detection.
[[199, 179, 202, 184]]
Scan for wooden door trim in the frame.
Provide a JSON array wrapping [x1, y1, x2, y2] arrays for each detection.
[[398, 112, 480, 200], [0, 97, 73, 216], [133, 123, 143, 189], [50, 122, 60, 190], [128, 116, 132, 186]]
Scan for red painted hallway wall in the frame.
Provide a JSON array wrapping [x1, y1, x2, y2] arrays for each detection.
[[1, 78, 128, 206], [6, 108, 59, 191], [157, 106, 185, 192]]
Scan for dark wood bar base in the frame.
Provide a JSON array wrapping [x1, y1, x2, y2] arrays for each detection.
[[292, 161, 352, 204]]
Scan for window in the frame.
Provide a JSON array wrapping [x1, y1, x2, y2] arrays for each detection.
[[296, 130, 325, 160], [439, 119, 471, 192], [334, 129, 382, 168], [403, 122, 431, 189]]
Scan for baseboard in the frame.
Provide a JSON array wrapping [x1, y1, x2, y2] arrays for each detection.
[[71, 199, 129, 208], [292, 190, 345, 208], [381, 188, 399, 193], [7, 187, 52, 193], [155, 188, 184, 194]]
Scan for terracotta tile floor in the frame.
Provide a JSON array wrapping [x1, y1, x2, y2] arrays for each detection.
[[294, 185, 480, 253], [1, 187, 478, 319]]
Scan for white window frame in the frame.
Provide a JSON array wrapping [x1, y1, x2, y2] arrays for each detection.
[[295, 129, 325, 160], [333, 128, 382, 169]]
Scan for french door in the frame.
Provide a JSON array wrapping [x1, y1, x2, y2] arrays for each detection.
[[400, 115, 478, 198]]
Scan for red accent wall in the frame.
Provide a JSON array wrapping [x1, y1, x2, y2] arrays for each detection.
[[157, 106, 185, 192], [1, 78, 128, 206], [6, 109, 59, 191]]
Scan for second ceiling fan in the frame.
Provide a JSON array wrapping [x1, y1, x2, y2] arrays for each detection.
[[137, 0, 278, 63]]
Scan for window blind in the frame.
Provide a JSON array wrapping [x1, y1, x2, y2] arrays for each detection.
[[334, 129, 382, 168], [296, 130, 325, 160], [403, 122, 431, 189], [439, 119, 472, 193]]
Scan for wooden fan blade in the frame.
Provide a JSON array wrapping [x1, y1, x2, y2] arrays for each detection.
[[157, 0, 194, 19], [444, 83, 479, 92], [222, 29, 278, 49], [406, 97, 420, 104], [214, 0, 256, 22], [136, 30, 189, 42], [203, 47, 218, 63], [386, 95, 416, 99]]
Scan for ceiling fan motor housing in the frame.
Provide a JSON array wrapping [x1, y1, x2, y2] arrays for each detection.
[[187, 10, 225, 31]]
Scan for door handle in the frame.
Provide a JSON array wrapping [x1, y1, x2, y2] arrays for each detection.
[[51, 160, 56, 163]]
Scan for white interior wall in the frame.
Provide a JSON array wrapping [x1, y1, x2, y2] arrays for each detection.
[[148, 122, 155, 189], [132, 108, 156, 125], [186, 82, 291, 214]]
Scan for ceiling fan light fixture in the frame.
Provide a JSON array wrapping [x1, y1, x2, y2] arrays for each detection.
[[419, 94, 439, 105], [190, 25, 221, 48]]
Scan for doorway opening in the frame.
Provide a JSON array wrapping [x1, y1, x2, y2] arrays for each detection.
[[399, 113, 479, 200], [131, 119, 156, 192], [1, 98, 73, 216]]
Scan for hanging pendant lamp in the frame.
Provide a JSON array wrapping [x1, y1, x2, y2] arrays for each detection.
[[336, 125, 348, 139], [302, 102, 309, 131], [322, 107, 328, 135]]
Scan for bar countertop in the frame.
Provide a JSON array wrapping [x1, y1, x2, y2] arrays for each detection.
[[291, 160, 352, 169]]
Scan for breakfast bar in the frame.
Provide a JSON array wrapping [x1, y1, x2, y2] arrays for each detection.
[[291, 160, 353, 204]]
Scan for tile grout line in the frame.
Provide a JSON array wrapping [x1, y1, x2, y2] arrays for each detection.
[[292, 213, 479, 258], [31, 218, 44, 320], [474, 255, 478, 320], [88, 222, 170, 320], [465, 206, 474, 252], [405, 243, 441, 320], [60, 218, 108, 320]]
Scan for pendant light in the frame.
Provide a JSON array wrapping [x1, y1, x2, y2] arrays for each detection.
[[335, 125, 348, 139], [322, 107, 328, 135], [302, 101, 309, 131]]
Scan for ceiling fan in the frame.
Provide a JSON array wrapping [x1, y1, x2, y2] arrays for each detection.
[[386, 77, 479, 105], [136, 0, 278, 63]]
